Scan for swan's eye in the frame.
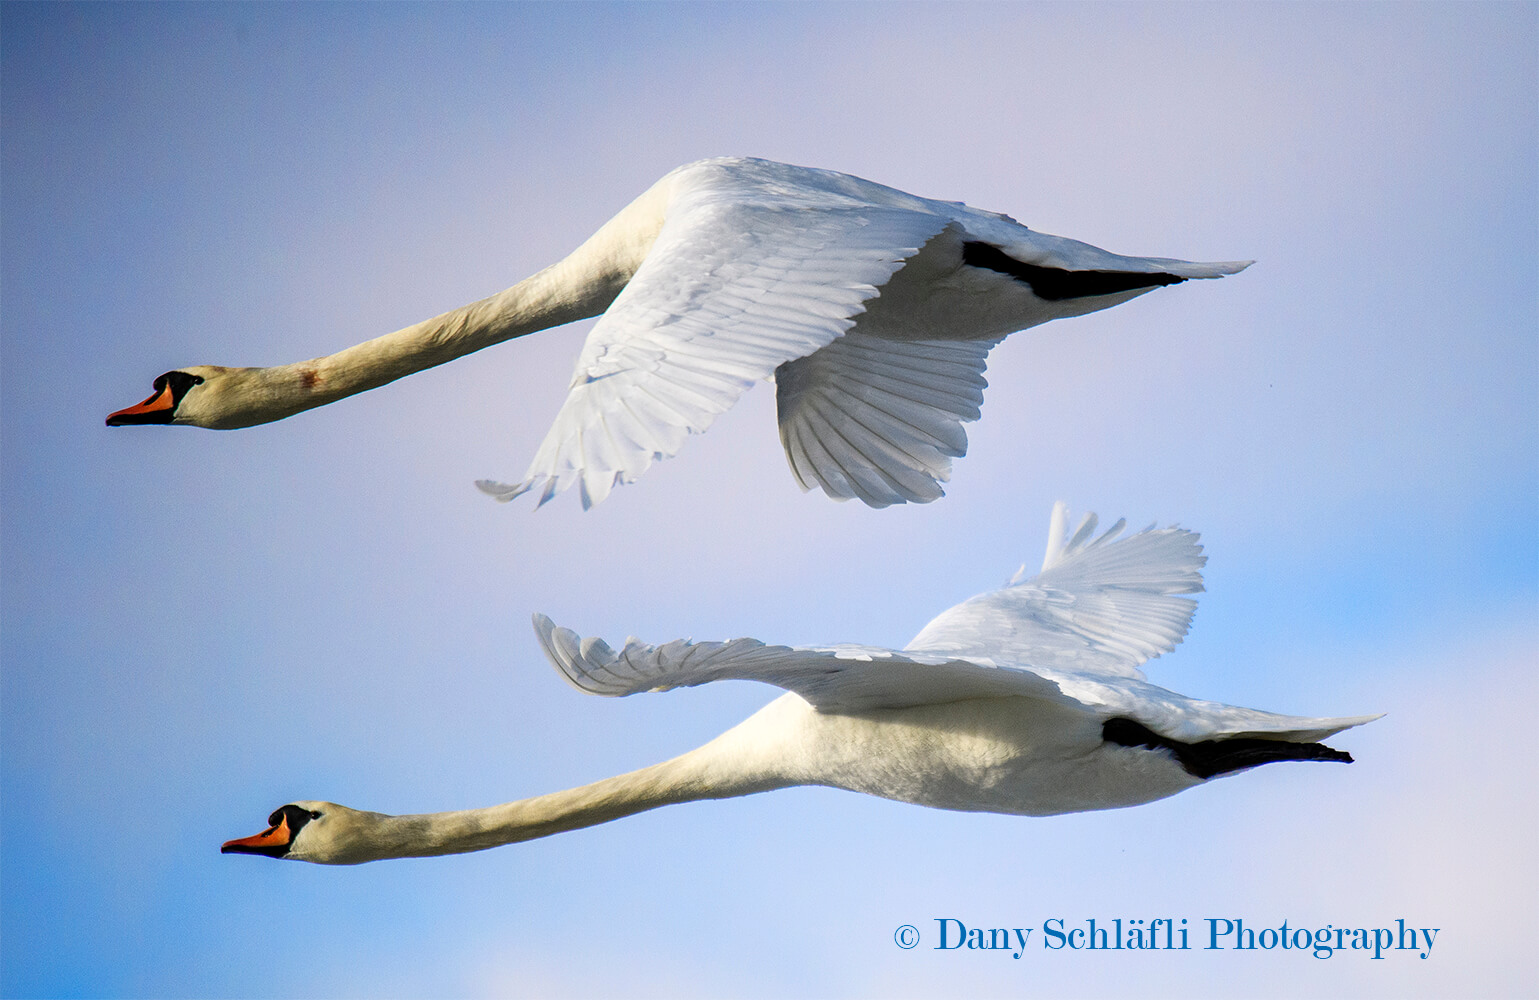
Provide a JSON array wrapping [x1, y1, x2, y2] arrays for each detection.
[[309, 810, 322, 820], [157, 371, 204, 392]]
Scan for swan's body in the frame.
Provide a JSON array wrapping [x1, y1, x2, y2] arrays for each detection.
[[224, 504, 1375, 865], [112, 158, 1250, 507]]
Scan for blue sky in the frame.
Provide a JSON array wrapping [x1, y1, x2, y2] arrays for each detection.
[[3, 3, 1535, 997]]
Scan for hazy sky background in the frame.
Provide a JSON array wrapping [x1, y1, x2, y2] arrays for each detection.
[[3, 3, 1535, 997]]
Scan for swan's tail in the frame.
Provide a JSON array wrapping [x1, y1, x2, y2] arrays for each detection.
[[1102, 717, 1375, 779]]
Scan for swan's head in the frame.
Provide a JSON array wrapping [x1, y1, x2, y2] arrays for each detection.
[[106, 366, 272, 430], [221, 801, 388, 865]]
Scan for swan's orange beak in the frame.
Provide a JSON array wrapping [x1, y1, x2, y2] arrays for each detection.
[[105, 384, 176, 426], [221, 813, 292, 855]]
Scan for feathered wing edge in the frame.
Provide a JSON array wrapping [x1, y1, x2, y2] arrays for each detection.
[[530, 613, 1072, 714], [528, 499, 1378, 741], [774, 332, 1001, 507], [531, 612, 1380, 744], [1027, 502, 1207, 586], [903, 503, 1207, 679]]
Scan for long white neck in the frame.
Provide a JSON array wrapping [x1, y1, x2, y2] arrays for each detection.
[[327, 705, 800, 864], [191, 177, 671, 429], [371, 757, 776, 861]]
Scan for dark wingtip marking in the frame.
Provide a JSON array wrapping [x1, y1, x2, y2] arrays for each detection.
[[1102, 717, 1354, 780], [962, 241, 1186, 301]]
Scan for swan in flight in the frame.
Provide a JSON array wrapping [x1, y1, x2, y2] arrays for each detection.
[[223, 504, 1375, 865], [110, 158, 1250, 508]]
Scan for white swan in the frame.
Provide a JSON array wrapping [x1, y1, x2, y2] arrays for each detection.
[[222, 504, 1375, 865], [111, 158, 1250, 508]]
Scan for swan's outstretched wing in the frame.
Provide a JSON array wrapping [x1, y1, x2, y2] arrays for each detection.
[[531, 613, 1070, 713], [531, 612, 1376, 742], [904, 503, 1207, 679], [480, 160, 953, 508], [774, 332, 1002, 507]]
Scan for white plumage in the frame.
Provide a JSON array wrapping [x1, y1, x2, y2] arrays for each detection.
[[223, 504, 1375, 865], [109, 158, 1249, 508]]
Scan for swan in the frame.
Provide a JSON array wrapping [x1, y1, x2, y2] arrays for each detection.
[[222, 504, 1375, 865], [110, 157, 1251, 508]]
